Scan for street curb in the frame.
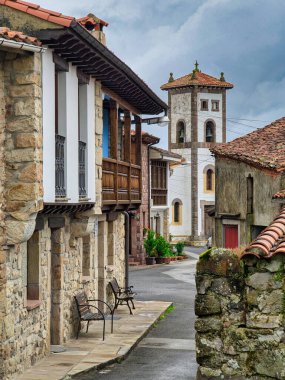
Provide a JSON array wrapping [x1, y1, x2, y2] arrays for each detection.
[[62, 302, 173, 379]]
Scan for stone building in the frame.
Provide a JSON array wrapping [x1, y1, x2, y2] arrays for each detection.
[[211, 117, 285, 249], [161, 62, 233, 244], [149, 147, 181, 239], [0, 1, 166, 378]]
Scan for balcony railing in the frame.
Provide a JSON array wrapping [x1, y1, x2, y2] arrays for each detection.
[[55, 134, 66, 198], [151, 189, 167, 206], [79, 141, 87, 198], [102, 158, 141, 207]]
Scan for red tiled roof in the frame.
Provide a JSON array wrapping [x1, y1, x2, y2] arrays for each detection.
[[131, 130, 160, 145], [211, 117, 285, 173], [273, 190, 285, 200], [0, 26, 41, 46], [0, 0, 75, 27], [151, 146, 182, 159], [161, 71, 233, 90], [242, 207, 285, 258]]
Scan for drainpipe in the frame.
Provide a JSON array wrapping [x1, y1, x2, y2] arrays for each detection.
[[0, 38, 46, 53], [123, 211, 130, 289]]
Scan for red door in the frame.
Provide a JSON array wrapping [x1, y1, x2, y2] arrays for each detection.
[[224, 225, 238, 248]]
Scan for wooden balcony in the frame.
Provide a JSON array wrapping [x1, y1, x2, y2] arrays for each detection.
[[151, 189, 167, 206], [102, 158, 141, 210]]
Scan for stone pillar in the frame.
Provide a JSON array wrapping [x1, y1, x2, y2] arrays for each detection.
[[195, 249, 245, 379], [50, 228, 65, 345], [98, 220, 107, 302]]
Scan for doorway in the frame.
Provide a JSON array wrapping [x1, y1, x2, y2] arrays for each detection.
[[223, 224, 238, 248]]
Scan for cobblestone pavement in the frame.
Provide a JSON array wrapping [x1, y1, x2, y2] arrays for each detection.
[[79, 248, 204, 380]]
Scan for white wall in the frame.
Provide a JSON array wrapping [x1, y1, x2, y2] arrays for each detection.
[[86, 80, 96, 202], [197, 92, 223, 143], [42, 49, 55, 202], [197, 149, 215, 235], [168, 149, 192, 237], [42, 49, 96, 203], [170, 92, 191, 143]]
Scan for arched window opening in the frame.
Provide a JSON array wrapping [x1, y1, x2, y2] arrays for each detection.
[[174, 202, 180, 223], [176, 121, 185, 143], [205, 121, 215, 142], [206, 169, 214, 191]]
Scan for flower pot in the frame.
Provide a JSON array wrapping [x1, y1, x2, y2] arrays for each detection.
[[162, 257, 171, 264], [155, 257, 164, 264], [145, 257, 156, 265]]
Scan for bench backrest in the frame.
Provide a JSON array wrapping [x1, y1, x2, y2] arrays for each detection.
[[109, 278, 120, 294], [74, 292, 90, 318]]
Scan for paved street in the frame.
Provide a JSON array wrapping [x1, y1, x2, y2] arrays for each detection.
[[79, 248, 204, 380]]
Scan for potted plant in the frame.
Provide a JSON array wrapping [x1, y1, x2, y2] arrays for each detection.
[[175, 241, 185, 260], [144, 230, 157, 265], [155, 235, 171, 264]]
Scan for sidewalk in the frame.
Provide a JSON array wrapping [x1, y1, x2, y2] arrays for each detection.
[[15, 301, 172, 380]]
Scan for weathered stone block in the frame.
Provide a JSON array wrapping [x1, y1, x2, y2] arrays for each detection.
[[246, 312, 283, 329], [246, 272, 282, 291], [15, 133, 42, 149], [250, 347, 285, 379], [197, 249, 243, 277], [196, 275, 212, 294], [195, 316, 222, 333], [7, 183, 37, 201], [195, 293, 221, 316]]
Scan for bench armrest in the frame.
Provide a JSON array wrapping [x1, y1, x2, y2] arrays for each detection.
[[87, 299, 114, 314]]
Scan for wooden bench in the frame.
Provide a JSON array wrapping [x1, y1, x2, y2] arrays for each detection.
[[109, 278, 136, 315], [74, 292, 114, 340]]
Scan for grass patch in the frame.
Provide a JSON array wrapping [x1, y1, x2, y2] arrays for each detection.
[[153, 304, 175, 328]]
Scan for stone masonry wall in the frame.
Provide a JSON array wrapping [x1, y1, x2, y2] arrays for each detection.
[[195, 249, 285, 380]]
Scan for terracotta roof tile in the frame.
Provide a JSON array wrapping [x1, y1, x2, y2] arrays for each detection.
[[273, 189, 285, 200], [1, 0, 75, 27], [0, 26, 41, 46], [211, 117, 285, 173], [242, 207, 285, 258], [161, 71, 233, 90], [151, 146, 182, 159], [77, 14, 108, 29]]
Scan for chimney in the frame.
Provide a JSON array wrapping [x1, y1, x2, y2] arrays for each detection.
[[78, 13, 108, 46]]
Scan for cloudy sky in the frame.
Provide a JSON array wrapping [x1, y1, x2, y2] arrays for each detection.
[[38, 0, 285, 147]]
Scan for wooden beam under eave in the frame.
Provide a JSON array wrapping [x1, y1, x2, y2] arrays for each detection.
[[102, 86, 141, 116]]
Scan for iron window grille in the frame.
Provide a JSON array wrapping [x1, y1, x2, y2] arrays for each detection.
[[55, 134, 66, 198], [79, 141, 87, 198]]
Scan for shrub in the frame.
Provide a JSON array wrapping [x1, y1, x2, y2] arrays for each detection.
[[175, 241, 185, 255], [155, 235, 171, 257], [144, 230, 157, 257]]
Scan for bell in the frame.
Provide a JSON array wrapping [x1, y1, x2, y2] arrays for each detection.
[[179, 128, 185, 140], [206, 127, 213, 139]]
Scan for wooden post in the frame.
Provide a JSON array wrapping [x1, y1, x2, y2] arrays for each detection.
[[135, 115, 142, 202], [124, 110, 131, 202], [124, 110, 131, 163], [109, 99, 118, 204]]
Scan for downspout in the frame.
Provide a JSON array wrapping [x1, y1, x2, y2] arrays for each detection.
[[123, 211, 130, 289], [0, 38, 46, 53]]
